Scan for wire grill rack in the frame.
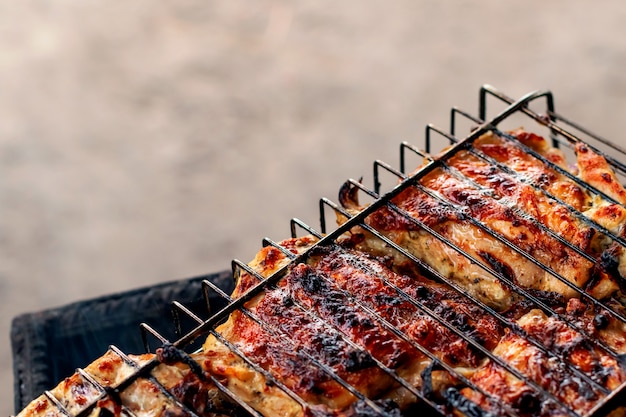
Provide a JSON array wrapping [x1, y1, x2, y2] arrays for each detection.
[[17, 86, 626, 417]]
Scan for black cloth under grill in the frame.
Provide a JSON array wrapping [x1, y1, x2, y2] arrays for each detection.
[[10, 270, 233, 414]]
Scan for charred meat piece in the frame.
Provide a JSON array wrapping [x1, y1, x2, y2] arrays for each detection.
[[340, 130, 625, 310], [200, 241, 506, 416], [461, 305, 626, 417]]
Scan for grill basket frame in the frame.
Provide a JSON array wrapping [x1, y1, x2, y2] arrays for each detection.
[[16, 85, 626, 417]]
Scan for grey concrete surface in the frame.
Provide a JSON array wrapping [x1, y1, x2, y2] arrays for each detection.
[[3, 1, 626, 414]]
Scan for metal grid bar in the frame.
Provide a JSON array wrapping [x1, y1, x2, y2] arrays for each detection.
[[42, 391, 72, 417], [550, 112, 626, 162]]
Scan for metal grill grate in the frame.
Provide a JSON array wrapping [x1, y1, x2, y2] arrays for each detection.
[[20, 86, 626, 417]]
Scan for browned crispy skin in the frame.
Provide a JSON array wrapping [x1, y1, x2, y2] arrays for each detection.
[[575, 142, 626, 206], [478, 130, 590, 211], [462, 305, 626, 417], [343, 130, 623, 311], [310, 244, 503, 363], [199, 240, 515, 416]]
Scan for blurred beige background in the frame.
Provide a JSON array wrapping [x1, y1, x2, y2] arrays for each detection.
[[3, 1, 626, 414]]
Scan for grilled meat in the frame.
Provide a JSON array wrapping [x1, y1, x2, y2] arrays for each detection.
[[462, 306, 626, 417], [15, 129, 626, 417], [200, 238, 506, 416], [339, 129, 625, 309]]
